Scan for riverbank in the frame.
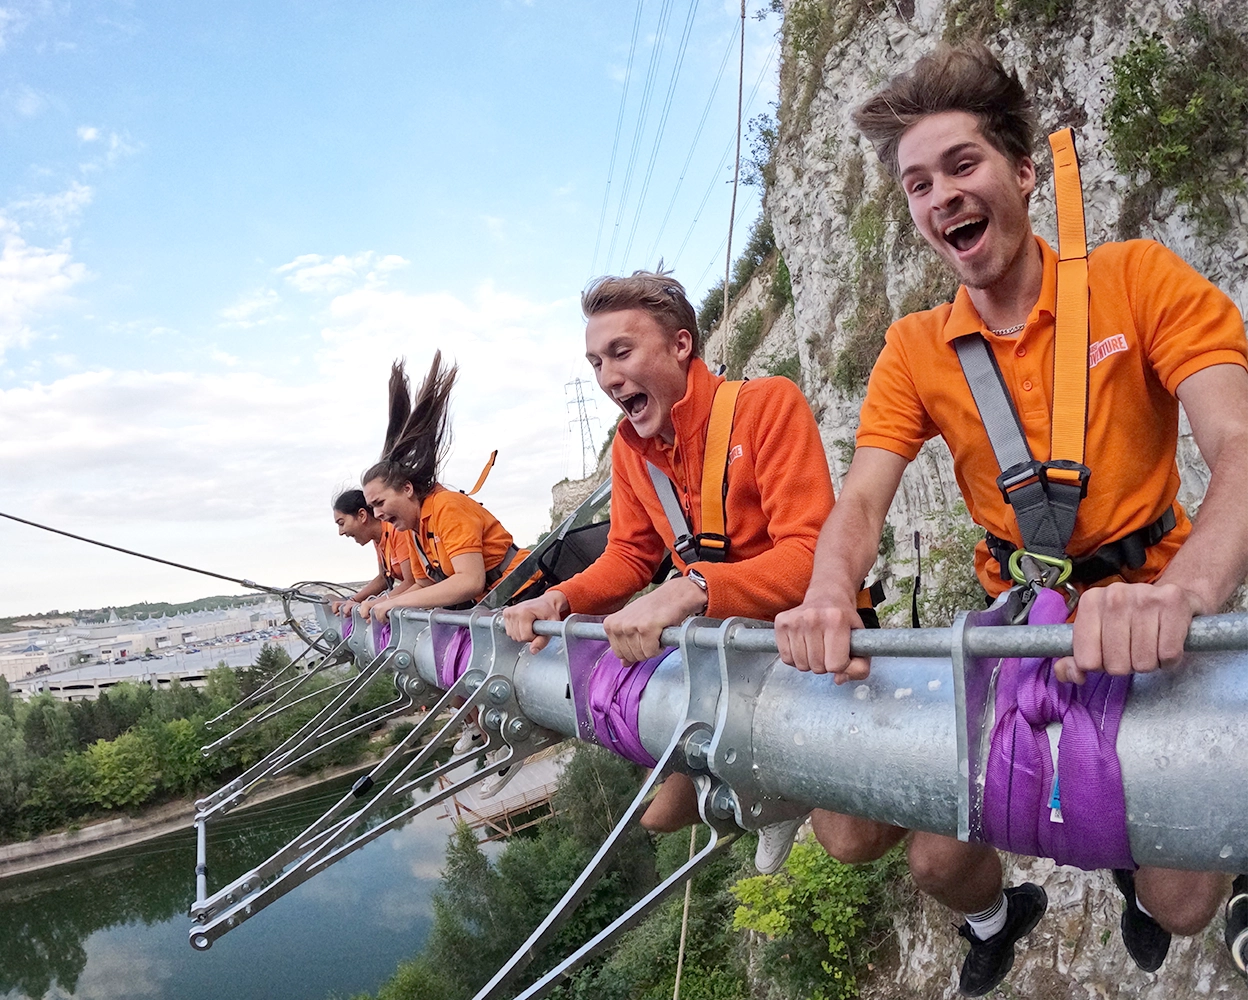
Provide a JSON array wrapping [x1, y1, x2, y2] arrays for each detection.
[[0, 755, 384, 881]]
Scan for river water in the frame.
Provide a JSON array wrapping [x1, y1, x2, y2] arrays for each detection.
[[0, 773, 480, 1000]]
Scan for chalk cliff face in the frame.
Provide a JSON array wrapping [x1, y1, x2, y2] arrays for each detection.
[[726, 1, 1248, 996], [716, 0, 1248, 605]]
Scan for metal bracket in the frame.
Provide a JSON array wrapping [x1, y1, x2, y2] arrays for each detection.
[[708, 617, 809, 830], [951, 591, 1013, 842], [473, 616, 730, 1000]]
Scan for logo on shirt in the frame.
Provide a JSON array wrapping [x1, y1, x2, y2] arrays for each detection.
[[1088, 334, 1129, 369], [727, 444, 744, 466]]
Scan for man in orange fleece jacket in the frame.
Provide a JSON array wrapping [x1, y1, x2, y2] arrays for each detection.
[[503, 269, 833, 873]]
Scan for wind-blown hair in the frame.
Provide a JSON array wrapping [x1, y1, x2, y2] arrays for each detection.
[[361, 353, 458, 498], [852, 43, 1035, 177], [332, 489, 369, 516]]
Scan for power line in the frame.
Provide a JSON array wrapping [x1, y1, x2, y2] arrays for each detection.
[[645, 18, 738, 265], [668, 37, 778, 270], [618, 0, 700, 269], [589, 0, 646, 278], [604, 0, 676, 272]]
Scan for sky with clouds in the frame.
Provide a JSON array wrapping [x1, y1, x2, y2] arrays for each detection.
[[0, 1, 780, 616]]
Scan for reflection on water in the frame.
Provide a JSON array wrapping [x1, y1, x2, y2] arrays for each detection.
[[0, 772, 467, 1000]]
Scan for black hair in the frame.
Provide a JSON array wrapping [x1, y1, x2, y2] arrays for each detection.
[[332, 489, 370, 516], [361, 353, 458, 497]]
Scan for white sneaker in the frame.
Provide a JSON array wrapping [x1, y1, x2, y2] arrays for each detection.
[[453, 721, 484, 754], [478, 749, 523, 800], [754, 813, 808, 875]]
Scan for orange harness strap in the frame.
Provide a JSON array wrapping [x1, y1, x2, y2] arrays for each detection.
[[1047, 128, 1090, 483], [464, 450, 498, 497], [698, 380, 744, 550]]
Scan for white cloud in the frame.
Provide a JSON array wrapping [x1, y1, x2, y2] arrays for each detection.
[[78, 130, 141, 174], [0, 221, 87, 358], [6, 82, 46, 117], [7, 180, 95, 230], [0, 276, 596, 616], [220, 287, 282, 327], [277, 251, 408, 295], [77, 125, 100, 142]]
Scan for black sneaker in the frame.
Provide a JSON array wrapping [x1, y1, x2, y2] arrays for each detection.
[[1112, 868, 1171, 973], [956, 883, 1048, 997], [1227, 874, 1248, 977]]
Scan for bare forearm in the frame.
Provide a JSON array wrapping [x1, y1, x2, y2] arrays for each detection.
[[387, 573, 483, 610], [352, 575, 387, 602], [805, 450, 905, 603]]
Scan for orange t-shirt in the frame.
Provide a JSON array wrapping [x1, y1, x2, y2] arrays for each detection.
[[554, 357, 834, 620], [857, 237, 1248, 596], [375, 521, 417, 586], [410, 486, 529, 595]]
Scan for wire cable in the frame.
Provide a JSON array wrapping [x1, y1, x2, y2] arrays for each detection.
[[668, 38, 777, 270], [723, 0, 746, 315], [588, 0, 646, 278], [0, 510, 322, 602], [619, 0, 700, 268], [645, 18, 738, 265], [604, 0, 676, 272]]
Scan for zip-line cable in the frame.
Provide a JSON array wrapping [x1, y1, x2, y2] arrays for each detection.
[[589, 0, 646, 278], [619, 0, 700, 268], [604, 0, 676, 271], [0, 510, 323, 602], [668, 38, 777, 270], [722, 0, 746, 319], [645, 18, 738, 265]]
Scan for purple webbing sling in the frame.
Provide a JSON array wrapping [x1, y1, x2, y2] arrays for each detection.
[[437, 626, 473, 690], [982, 586, 1135, 870], [342, 617, 353, 640], [584, 649, 670, 768], [372, 618, 391, 653]]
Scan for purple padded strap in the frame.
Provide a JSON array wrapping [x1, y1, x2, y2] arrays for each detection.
[[372, 619, 391, 653], [342, 617, 354, 640], [574, 648, 671, 768], [982, 587, 1134, 870], [437, 626, 473, 689]]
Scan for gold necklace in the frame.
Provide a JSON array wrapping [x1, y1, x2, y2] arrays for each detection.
[[988, 322, 1026, 337]]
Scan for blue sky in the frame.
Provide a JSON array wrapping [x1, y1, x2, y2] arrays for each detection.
[[0, 1, 779, 615]]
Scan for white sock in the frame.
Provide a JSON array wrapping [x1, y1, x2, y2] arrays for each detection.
[[965, 892, 1008, 940], [1136, 897, 1155, 920]]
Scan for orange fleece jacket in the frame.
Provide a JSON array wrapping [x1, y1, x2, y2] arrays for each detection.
[[554, 357, 833, 620]]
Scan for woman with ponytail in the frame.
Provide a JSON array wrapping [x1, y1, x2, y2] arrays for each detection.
[[359, 354, 533, 794], [359, 352, 531, 619]]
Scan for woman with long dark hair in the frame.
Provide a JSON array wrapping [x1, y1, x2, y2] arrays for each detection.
[[329, 489, 417, 615], [359, 353, 534, 794]]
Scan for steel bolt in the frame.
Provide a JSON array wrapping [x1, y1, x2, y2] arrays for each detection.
[[487, 679, 512, 704], [393, 650, 413, 669], [506, 716, 532, 741], [483, 708, 504, 731], [464, 674, 483, 695], [684, 730, 712, 769], [323, 630, 339, 644], [710, 785, 737, 820]]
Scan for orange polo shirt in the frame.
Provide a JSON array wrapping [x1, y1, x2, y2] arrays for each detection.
[[411, 486, 529, 594], [555, 357, 834, 620], [376, 521, 416, 586], [858, 237, 1247, 596]]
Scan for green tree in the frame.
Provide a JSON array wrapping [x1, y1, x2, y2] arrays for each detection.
[[0, 678, 13, 719], [154, 717, 209, 796], [85, 729, 159, 809], [21, 696, 77, 757]]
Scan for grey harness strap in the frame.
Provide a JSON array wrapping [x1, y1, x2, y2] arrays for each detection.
[[952, 334, 1085, 562], [646, 462, 698, 562]]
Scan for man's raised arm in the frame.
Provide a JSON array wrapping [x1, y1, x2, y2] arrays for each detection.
[[775, 447, 908, 681]]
